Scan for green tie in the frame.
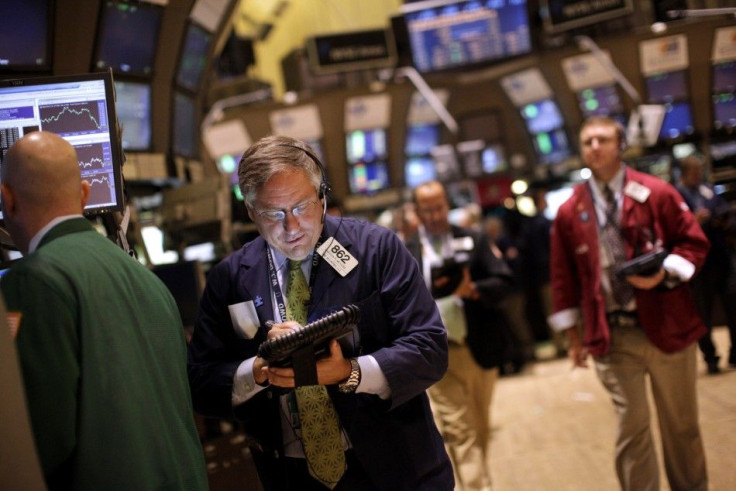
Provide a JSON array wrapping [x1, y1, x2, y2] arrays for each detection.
[[287, 259, 346, 489]]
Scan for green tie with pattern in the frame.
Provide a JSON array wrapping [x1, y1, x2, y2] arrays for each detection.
[[287, 259, 346, 489]]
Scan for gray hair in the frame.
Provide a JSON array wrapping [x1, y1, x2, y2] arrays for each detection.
[[237, 135, 323, 206]]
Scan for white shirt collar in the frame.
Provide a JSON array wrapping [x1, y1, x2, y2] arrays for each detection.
[[28, 215, 83, 254]]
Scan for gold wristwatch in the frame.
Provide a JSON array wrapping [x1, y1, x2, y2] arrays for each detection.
[[338, 358, 361, 393]]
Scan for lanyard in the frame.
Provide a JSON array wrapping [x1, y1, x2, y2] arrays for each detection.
[[265, 236, 324, 323]]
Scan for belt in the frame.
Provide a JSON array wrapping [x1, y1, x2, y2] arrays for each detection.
[[606, 310, 639, 328]]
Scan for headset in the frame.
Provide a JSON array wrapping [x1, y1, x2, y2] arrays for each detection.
[[278, 143, 331, 222]]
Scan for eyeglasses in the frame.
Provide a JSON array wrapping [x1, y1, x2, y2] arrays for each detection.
[[253, 200, 320, 222]]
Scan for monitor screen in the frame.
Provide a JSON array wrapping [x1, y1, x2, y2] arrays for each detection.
[[399, 0, 532, 73], [346, 128, 388, 164], [0, 71, 125, 219], [712, 60, 736, 94], [645, 70, 689, 104], [713, 93, 736, 132], [577, 84, 624, 117], [176, 22, 212, 93], [405, 156, 437, 188], [172, 92, 198, 159], [0, 0, 52, 72], [114, 80, 151, 151], [92, 0, 163, 77], [481, 143, 507, 173], [349, 162, 390, 194], [658, 102, 695, 141], [521, 99, 564, 135], [533, 127, 571, 165], [405, 123, 439, 155]]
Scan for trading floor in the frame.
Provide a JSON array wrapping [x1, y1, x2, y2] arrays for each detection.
[[491, 327, 736, 490]]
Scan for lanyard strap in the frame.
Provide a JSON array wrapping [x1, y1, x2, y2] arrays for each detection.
[[266, 237, 325, 322]]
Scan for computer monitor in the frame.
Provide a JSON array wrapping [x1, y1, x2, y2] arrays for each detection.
[[405, 156, 437, 188], [459, 111, 502, 142], [395, 0, 532, 73], [114, 80, 151, 151], [659, 102, 695, 141], [713, 93, 736, 133], [172, 91, 198, 159], [712, 60, 736, 94], [405, 123, 439, 156], [521, 99, 564, 134], [532, 127, 572, 165], [0, 71, 125, 219], [92, 0, 163, 77], [346, 128, 390, 194], [0, 0, 53, 72], [577, 85, 624, 118], [481, 144, 508, 173], [645, 70, 689, 104], [175, 22, 213, 94]]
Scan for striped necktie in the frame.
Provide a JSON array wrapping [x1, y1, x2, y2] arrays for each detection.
[[287, 259, 345, 489], [601, 186, 634, 307]]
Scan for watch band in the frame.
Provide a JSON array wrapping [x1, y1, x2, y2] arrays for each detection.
[[338, 358, 361, 393]]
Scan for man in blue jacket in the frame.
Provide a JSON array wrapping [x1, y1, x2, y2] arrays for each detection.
[[188, 135, 453, 490]]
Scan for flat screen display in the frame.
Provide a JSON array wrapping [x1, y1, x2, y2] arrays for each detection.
[[0, 0, 52, 72], [481, 143, 507, 173], [645, 70, 689, 104], [400, 0, 531, 73], [348, 162, 390, 194], [114, 80, 151, 151], [346, 128, 388, 164], [577, 84, 624, 117], [521, 99, 564, 134], [659, 102, 695, 141], [533, 127, 571, 165], [712, 61, 736, 94], [176, 22, 212, 93], [713, 93, 736, 132], [0, 71, 125, 218], [172, 92, 198, 159], [92, 0, 163, 77], [405, 123, 439, 155], [405, 156, 436, 188]]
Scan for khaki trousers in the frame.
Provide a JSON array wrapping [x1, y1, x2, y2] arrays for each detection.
[[428, 343, 498, 491], [594, 325, 708, 491]]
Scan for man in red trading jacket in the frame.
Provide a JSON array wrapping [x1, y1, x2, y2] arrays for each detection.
[[549, 116, 709, 491]]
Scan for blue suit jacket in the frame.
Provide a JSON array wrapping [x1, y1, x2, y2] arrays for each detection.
[[188, 215, 453, 490]]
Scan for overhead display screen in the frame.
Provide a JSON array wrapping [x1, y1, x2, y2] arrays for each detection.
[[400, 0, 531, 73]]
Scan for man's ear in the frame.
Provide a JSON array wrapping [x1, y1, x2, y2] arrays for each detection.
[[1, 183, 15, 217], [246, 204, 256, 222], [80, 180, 91, 209]]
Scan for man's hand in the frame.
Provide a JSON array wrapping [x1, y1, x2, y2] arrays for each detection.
[[566, 326, 589, 368], [256, 321, 349, 388], [453, 267, 480, 300], [626, 267, 666, 290]]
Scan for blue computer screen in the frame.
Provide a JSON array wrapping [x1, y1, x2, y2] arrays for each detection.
[[404, 0, 531, 73], [659, 102, 695, 141], [533, 127, 571, 165], [346, 128, 388, 164], [713, 93, 736, 131], [405, 156, 437, 188], [172, 92, 197, 158], [521, 99, 564, 135], [349, 162, 390, 194], [577, 85, 624, 117], [645, 70, 689, 104], [712, 61, 736, 94], [0, 0, 51, 71], [481, 144, 507, 173], [405, 124, 440, 155]]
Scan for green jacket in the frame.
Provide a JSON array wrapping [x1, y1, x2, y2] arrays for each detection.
[[2, 218, 208, 490]]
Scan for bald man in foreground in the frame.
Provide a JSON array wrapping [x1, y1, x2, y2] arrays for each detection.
[[0, 132, 208, 490]]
